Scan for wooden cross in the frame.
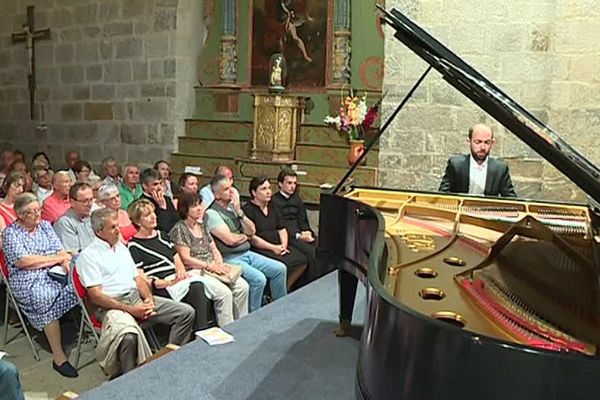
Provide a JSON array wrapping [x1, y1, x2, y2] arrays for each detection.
[[11, 5, 50, 120]]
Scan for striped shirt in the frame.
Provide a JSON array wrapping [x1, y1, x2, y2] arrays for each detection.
[[127, 231, 177, 279]]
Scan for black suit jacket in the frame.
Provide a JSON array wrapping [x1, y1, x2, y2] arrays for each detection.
[[438, 154, 517, 197]]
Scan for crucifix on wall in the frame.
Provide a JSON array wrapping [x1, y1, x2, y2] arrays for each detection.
[[11, 5, 50, 120]]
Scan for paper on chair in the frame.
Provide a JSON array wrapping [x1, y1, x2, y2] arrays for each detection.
[[195, 327, 234, 346], [0, 351, 7, 360]]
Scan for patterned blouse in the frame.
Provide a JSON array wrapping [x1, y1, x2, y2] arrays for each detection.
[[169, 220, 215, 264]]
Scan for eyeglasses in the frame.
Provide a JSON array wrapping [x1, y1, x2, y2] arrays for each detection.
[[23, 208, 41, 217], [75, 198, 94, 204]]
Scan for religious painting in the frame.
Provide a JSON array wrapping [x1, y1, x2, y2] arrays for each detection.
[[251, 0, 330, 89]]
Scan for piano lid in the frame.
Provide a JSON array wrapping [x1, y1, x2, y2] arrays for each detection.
[[347, 6, 600, 204]]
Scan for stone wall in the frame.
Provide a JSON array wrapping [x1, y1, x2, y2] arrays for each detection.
[[381, 0, 600, 202], [0, 0, 204, 170]]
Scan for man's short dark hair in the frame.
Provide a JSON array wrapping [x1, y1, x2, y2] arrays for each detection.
[[69, 182, 91, 200], [277, 167, 297, 184], [140, 168, 160, 185]]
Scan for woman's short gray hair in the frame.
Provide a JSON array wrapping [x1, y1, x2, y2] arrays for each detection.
[[97, 183, 119, 201], [14, 192, 40, 216], [91, 208, 117, 233]]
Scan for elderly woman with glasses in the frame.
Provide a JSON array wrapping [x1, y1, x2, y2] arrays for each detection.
[[97, 184, 136, 243], [1, 193, 79, 378]]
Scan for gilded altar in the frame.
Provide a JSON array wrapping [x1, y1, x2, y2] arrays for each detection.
[[251, 94, 304, 161]]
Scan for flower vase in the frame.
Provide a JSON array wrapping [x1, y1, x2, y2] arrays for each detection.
[[348, 140, 366, 166]]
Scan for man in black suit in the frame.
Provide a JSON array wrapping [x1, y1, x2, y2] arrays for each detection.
[[271, 167, 321, 285], [439, 123, 517, 197]]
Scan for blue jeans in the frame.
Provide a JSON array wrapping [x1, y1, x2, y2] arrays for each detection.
[[0, 360, 24, 400], [225, 251, 287, 312]]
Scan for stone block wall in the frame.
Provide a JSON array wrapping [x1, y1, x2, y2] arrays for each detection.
[[382, 0, 600, 202], [0, 0, 204, 170]]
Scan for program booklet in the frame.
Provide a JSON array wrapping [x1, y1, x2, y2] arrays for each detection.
[[195, 327, 234, 346]]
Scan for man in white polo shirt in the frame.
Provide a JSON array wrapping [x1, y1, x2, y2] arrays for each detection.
[[77, 208, 194, 377]]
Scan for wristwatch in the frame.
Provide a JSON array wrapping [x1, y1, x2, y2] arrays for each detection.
[[236, 210, 245, 219]]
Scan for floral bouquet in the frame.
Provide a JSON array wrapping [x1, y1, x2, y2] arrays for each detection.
[[324, 91, 381, 142]]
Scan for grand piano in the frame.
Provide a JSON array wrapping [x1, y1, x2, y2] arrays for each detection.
[[318, 6, 600, 400]]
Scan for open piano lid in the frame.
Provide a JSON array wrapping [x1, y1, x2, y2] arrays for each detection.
[[350, 6, 600, 204]]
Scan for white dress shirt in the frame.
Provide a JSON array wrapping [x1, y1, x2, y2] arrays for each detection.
[[468, 154, 488, 195]]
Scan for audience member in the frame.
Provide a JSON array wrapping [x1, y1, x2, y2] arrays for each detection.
[[169, 193, 249, 326], [0, 149, 14, 188], [77, 208, 195, 377], [98, 184, 136, 243], [53, 183, 95, 253], [0, 172, 26, 246], [8, 160, 33, 193], [0, 358, 25, 400], [65, 150, 80, 183], [243, 176, 307, 286], [128, 199, 211, 330], [2, 193, 79, 377], [101, 157, 122, 187], [271, 167, 320, 283], [153, 160, 176, 198], [72, 160, 92, 183], [200, 165, 239, 208], [12, 151, 25, 164], [140, 168, 179, 233], [31, 152, 52, 171], [205, 174, 286, 312], [41, 171, 72, 224], [33, 168, 53, 202], [118, 163, 142, 210], [177, 172, 199, 195], [87, 175, 103, 211]]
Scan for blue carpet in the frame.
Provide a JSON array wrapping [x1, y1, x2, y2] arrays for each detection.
[[79, 272, 365, 400]]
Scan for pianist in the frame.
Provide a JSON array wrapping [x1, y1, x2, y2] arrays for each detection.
[[439, 123, 517, 197]]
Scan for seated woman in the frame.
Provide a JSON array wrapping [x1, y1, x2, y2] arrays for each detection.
[[173, 173, 200, 209], [153, 160, 176, 198], [7, 160, 32, 194], [169, 192, 249, 326], [242, 176, 307, 289], [2, 193, 79, 378], [97, 184, 137, 243], [0, 172, 25, 245], [127, 199, 211, 331]]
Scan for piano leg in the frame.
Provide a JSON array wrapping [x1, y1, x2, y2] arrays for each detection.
[[335, 268, 358, 336]]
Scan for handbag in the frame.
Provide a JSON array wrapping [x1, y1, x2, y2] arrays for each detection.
[[204, 263, 242, 285]]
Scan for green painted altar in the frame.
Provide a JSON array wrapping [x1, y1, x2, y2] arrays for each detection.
[[171, 0, 384, 204]]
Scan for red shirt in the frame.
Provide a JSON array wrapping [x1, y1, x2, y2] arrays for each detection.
[[41, 192, 70, 224]]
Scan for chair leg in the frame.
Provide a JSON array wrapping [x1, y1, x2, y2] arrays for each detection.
[[3, 296, 8, 345], [73, 315, 86, 369], [14, 305, 39, 361], [144, 328, 160, 352]]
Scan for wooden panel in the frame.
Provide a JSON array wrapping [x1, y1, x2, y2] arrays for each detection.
[[298, 125, 379, 148], [184, 120, 252, 141], [296, 143, 379, 167], [178, 137, 248, 159]]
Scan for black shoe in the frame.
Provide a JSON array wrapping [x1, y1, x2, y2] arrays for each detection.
[[53, 361, 79, 378]]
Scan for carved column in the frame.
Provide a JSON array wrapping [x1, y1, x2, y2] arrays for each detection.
[[332, 0, 351, 85], [219, 0, 237, 84]]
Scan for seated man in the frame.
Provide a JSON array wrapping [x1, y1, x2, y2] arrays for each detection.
[[205, 174, 287, 312], [101, 157, 122, 187], [271, 167, 320, 283], [77, 208, 194, 378], [41, 171, 72, 224], [439, 123, 517, 197], [0, 359, 24, 400], [118, 163, 143, 210], [140, 168, 179, 233], [200, 165, 239, 209], [54, 182, 95, 252]]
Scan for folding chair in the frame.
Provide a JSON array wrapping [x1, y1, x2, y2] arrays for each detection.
[[1, 251, 40, 360], [70, 264, 161, 368], [70, 265, 101, 369]]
